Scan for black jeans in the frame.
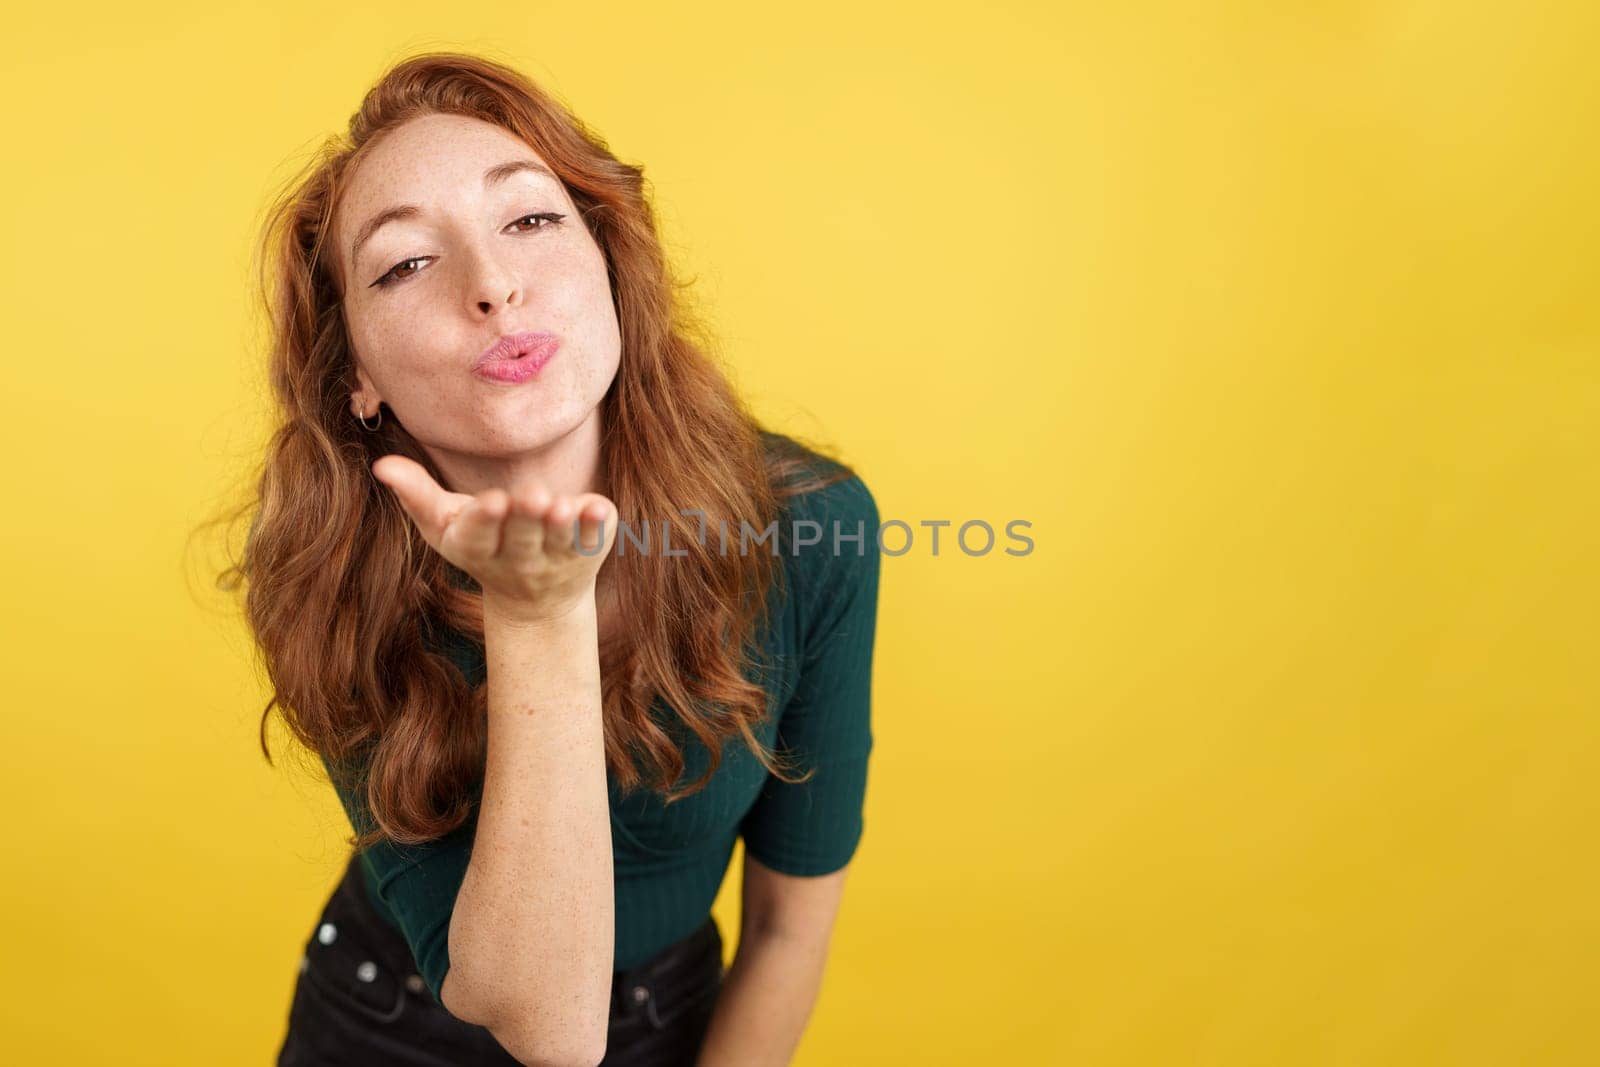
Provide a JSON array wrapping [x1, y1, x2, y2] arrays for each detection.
[[276, 853, 725, 1066]]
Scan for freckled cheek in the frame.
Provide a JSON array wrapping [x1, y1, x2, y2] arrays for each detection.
[[536, 244, 612, 307], [355, 321, 462, 394]]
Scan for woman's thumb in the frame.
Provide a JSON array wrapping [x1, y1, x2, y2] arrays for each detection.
[[371, 455, 444, 535]]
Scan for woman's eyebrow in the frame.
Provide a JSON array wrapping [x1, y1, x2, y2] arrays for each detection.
[[348, 159, 560, 268]]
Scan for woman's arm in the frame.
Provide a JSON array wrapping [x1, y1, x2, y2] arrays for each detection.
[[358, 459, 617, 1066], [441, 596, 614, 1067], [694, 855, 850, 1067]]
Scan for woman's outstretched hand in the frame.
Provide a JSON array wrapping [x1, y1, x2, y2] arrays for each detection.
[[370, 455, 618, 628]]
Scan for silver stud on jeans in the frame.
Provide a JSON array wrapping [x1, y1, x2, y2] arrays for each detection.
[[317, 922, 338, 945], [631, 985, 649, 1004], [356, 961, 379, 983]]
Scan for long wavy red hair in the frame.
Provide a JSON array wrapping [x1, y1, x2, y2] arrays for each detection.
[[201, 51, 854, 852]]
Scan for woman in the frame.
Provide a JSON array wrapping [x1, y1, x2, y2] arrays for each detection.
[[221, 52, 882, 1066]]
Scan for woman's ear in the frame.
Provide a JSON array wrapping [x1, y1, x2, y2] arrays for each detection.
[[349, 360, 382, 416]]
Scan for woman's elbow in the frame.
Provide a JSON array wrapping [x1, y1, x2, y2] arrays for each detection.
[[461, 1002, 606, 1067], [441, 960, 609, 1066], [496, 1025, 607, 1067]]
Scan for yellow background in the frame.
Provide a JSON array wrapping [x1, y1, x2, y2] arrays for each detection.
[[2, 2, 1595, 1063]]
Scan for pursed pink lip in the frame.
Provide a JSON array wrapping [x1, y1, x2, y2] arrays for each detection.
[[473, 332, 560, 383]]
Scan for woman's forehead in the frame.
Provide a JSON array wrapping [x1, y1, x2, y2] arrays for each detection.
[[336, 117, 558, 270]]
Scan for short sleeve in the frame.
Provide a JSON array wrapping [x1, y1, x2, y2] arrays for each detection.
[[320, 749, 478, 1007], [739, 473, 881, 876]]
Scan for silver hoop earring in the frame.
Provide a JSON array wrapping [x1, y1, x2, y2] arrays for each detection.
[[357, 404, 383, 432]]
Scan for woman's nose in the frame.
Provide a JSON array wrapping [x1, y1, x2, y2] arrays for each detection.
[[459, 241, 524, 312]]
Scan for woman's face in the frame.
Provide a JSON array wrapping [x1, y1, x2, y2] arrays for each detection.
[[335, 113, 621, 489]]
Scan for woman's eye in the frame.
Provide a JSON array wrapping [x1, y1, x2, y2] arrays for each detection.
[[370, 212, 566, 290], [508, 211, 566, 234], [372, 257, 431, 289]]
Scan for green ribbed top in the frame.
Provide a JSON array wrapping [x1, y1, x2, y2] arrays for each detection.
[[319, 436, 881, 1006]]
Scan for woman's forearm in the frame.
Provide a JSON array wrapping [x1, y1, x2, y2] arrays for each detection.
[[694, 929, 832, 1067], [441, 596, 614, 1065]]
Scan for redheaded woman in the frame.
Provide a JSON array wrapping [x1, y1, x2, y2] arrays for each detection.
[[219, 52, 881, 1066]]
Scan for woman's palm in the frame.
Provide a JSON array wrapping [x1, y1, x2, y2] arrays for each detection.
[[371, 454, 617, 622]]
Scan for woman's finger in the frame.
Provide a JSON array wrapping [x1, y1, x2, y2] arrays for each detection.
[[371, 455, 460, 544], [442, 489, 509, 561], [543, 495, 581, 555], [574, 496, 613, 556], [501, 483, 551, 559]]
